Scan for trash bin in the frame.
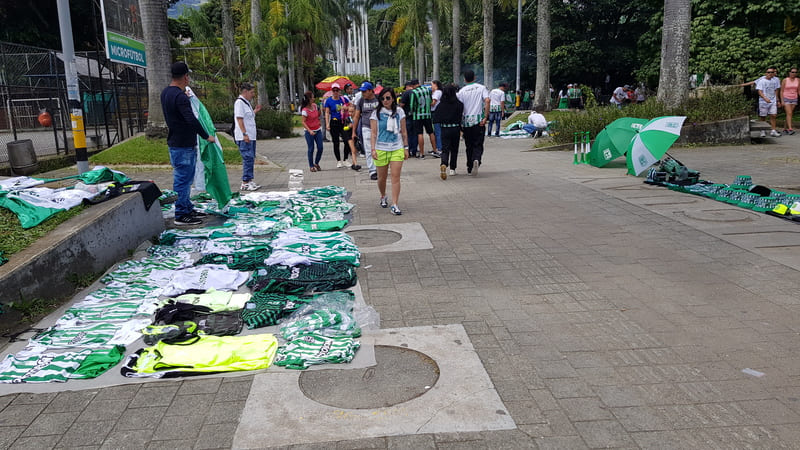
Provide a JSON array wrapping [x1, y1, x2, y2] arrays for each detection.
[[7, 139, 39, 175]]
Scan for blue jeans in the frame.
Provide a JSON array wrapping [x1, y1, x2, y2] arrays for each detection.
[[406, 118, 418, 156], [168, 146, 197, 218], [433, 123, 442, 151], [305, 129, 324, 167], [487, 111, 502, 136], [237, 140, 256, 182]]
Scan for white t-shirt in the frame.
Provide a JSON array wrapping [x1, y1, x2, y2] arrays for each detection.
[[431, 89, 442, 111], [528, 112, 547, 128], [755, 76, 781, 103], [369, 107, 406, 151], [234, 96, 256, 141], [489, 88, 505, 112], [457, 83, 489, 127], [610, 87, 626, 105]]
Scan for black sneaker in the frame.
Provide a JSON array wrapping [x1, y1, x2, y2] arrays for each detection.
[[370, 172, 378, 180], [351, 164, 361, 171], [190, 210, 208, 218], [174, 215, 202, 226]]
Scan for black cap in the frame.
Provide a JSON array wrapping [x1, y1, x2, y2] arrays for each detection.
[[171, 61, 191, 77], [409, 79, 420, 86]]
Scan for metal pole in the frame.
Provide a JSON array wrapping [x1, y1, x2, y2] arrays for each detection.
[[57, 0, 89, 174], [516, 0, 522, 92]]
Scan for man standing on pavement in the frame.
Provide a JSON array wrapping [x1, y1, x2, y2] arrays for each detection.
[[756, 67, 782, 138], [161, 61, 215, 226], [457, 69, 490, 176], [398, 80, 419, 157], [352, 81, 380, 180], [487, 82, 507, 137], [409, 81, 439, 158], [233, 82, 262, 191]]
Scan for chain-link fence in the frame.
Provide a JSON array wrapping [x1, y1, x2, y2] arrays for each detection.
[[0, 42, 148, 167]]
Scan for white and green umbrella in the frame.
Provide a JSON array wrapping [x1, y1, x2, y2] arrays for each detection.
[[626, 116, 686, 176]]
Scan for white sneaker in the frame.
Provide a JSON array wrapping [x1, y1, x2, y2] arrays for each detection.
[[448, 169, 456, 176], [240, 181, 261, 191], [472, 160, 480, 176], [343, 160, 352, 167], [760, 130, 767, 138], [770, 130, 781, 137], [336, 161, 344, 168]]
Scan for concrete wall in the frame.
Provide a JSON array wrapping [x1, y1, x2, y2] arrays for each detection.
[[674, 116, 751, 145], [0, 194, 165, 303]]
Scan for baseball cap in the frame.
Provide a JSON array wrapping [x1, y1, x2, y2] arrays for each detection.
[[171, 61, 191, 77], [331, 82, 341, 90], [624, 84, 631, 89], [359, 81, 374, 91]]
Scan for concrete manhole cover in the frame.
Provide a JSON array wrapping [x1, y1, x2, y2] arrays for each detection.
[[347, 229, 402, 247], [298, 345, 440, 409]]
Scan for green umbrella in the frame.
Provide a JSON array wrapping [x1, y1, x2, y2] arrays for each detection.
[[588, 117, 648, 167], [626, 116, 686, 175]]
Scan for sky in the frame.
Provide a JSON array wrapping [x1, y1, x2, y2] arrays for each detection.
[[168, 0, 206, 19]]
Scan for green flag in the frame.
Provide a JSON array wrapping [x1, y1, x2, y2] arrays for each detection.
[[188, 89, 232, 209]]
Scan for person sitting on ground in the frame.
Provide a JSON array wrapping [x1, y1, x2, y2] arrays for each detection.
[[523, 110, 548, 136]]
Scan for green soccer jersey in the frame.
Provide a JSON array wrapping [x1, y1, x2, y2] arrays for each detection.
[[274, 334, 360, 370], [409, 86, 433, 120], [0, 349, 92, 383]]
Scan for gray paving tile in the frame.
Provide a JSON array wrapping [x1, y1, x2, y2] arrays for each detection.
[[150, 413, 204, 441], [573, 420, 634, 448], [128, 385, 179, 408], [203, 401, 246, 425], [0, 404, 45, 427], [43, 391, 96, 414], [113, 406, 167, 431], [75, 400, 128, 423], [8, 434, 60, 450], [20, 412, 75, 437], [58, 420, 114, 447], [557, 397, 614, 422], [99, 429, 154, 450], [0, 426, 25, 448]]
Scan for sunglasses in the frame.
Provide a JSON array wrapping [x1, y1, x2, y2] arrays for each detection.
[[332, 88, 340, 91], [767, 71, 776, 73], [792, 71, 798, 73], [381, 96, 393, 101]]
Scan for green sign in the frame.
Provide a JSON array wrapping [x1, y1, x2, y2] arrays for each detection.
[[106, 31, 146, 67]]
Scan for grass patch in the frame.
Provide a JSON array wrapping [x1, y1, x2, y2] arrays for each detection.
[[90, 135, 242, 165], [0, 205, 86, 259], [7, 297, 63, 323]]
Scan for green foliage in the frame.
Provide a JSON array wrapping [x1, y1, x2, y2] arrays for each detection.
[[67, 272, 102, 289], [549, 91, 752, 144], [90, 136, 242, 165], [0, 205, 85, 258], [370, 66, 401, 88], [255, 110, 294, 137], [8, 297, 62, 323]]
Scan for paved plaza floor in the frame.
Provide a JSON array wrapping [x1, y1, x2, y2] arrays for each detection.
[[1, 131, 800, 449]]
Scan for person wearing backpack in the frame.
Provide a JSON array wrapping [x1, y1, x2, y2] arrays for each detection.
[[233, 82, 262, 191]]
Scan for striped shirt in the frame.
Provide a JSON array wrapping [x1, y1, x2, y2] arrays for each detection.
[[409, 86, 433, 120]]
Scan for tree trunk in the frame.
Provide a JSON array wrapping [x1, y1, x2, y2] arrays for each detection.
[[482, 0, 493, 87], [221, 0, 237, 96], [452, 0, 460, 82], [429, 16, 440, 82], [139, 0, 171, 138], [657, 0, 691, 108], [533, 0, 550, 111], [251, 0, 268, 107], [277, 55, 289, 111], [416, 41, 425, 82]]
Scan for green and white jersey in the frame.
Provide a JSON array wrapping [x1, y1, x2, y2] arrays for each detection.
[[101, 254, 195, 285], [82, 284, 163, 303], [280, 309, 361, 341], [0, 349, 92, 383], [158, 226, 234, 246], [266, 228, 360, 266], [297, 186, 348, 199], [28, 319, 149, 351], [409, 85, 433, 120], [57, 300, 154, 325], [195, 248, 272, 271], [200, 236, 273, 255], [273, 334, 360, 370], [167, 289, 251, 312]]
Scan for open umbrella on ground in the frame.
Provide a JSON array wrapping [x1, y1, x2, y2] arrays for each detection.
[[315, 76, 354, 91], [588, 117, 648, 167], [626, 116, 687, 175]]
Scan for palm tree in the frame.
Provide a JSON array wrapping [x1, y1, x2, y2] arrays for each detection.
[[533, 0, 550, 111], [383, 0, 429, 80], [452, 0, 461, 82], [220, 0, 237, 95], [251, 0, 268, 107], [139, 0, 171, 138], [657, 0, 690, 108], [482, 0, 493, 87]]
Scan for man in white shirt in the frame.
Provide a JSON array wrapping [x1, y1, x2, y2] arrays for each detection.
[[755, 67, 782, 137], [234, 82, 262, 191], [457, 69, 490, 176], [487, 82, 507, 137], [523, 110, 548, 136]]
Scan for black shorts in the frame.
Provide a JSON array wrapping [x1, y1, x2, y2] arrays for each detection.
[[413, 118, 434, 135], [569, 98, 581, 108]]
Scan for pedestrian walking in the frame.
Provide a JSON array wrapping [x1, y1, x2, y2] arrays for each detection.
[[370, 89, 409, 215], [233, 82, 262, 191], [324, 82, 351, 167], [487, 82, 507, 137], [301, 91, 323, 172], [160, 61, 215, 226], [432, 83, 463, 180], [756, 67, 782, 137], [352, 81, 380, 180], [781, 67, 798, 134], [456, 69, 490, 176], [431, 80, 444, 156]]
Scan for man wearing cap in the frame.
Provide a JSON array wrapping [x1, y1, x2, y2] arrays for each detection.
[[324, 82, 351, 168], [233, 82, 262, 191], [352, 81, 380, 180], [161, 61, 215, 226], [610, 85, 628, 109], [408, 81, 439, 158]]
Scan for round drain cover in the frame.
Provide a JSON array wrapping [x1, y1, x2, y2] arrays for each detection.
[[347, 229, 402, 247], [298, 345, 439, 409]]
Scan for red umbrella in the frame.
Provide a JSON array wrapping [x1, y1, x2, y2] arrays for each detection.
[[315, 76, 354, 91]]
